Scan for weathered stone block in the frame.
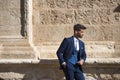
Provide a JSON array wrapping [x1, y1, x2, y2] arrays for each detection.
[[33, 9, 40, 26], [100, 74, 112, 80], [0, 0, 22, 38], [37, 25, 66, 42], [33, 10, 51, 25], [67, 0, 93, 9], [84, 25, 114, 41], [83, 26, 100, 41], [46, 26, 65, 41], [114, 13, 120, 22], [64, 25, 74, 37], [0, 0, 20, 9], [45, 0, 68, 9], [91, 9, 112, 24], [55, 0, 67, 8], [0, 26, 21, 37], [34, 26, 48, 42], [75, 9, 93, 24], [33, 0, 44, 9], [45, 0, 56, 8], [113, 25, 120, 41], [50, 10, 74, 24], [38, 45, 58, 59], [0, 39, 35, 59], [99, 25, 113, 41], [39, 10, 51, 24], [93, 0, 119, 8], [0, 9, 20, 25]]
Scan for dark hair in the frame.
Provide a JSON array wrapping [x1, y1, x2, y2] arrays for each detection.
[[74, 24, 86, 31]]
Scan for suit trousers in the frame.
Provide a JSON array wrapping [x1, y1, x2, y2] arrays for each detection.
[[63, 62, 85, 80]]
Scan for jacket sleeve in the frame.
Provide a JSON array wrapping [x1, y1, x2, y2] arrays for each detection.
[[56, 38, 68, 65]]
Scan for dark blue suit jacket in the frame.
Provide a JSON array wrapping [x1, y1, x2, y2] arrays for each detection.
[[56, 36, 86, 69]]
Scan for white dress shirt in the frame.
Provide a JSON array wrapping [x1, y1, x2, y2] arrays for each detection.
[[74, 37, 79, 51]]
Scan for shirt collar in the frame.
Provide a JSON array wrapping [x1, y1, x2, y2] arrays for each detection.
[[73, 36, 79, 41]]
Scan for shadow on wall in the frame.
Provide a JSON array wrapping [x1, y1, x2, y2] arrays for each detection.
[[20, 0, 27, 38], [0, 78, 4, 80], [114, 3, 120, 58], [114, 4, 120, 12], [0, 60, 63, 80], [0, 60, 120, 80], [83, 63, 120, 80]]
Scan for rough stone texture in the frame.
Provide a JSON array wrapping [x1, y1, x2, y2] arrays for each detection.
[[33, 0, 120, 41], [0, 59, 119, 80], [32, 0, 120, 58]]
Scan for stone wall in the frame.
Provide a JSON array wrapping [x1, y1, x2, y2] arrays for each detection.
[[0, 0, 120, 80], [33, 0, 120, 59], [33, 0, 120, 42]]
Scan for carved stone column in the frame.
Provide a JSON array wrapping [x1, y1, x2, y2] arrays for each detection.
[[0, 0, 35, 59]]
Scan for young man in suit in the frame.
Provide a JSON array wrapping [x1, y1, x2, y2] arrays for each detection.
[[56, 24, 87, 80]]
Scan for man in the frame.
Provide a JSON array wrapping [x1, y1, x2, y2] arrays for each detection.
[[56, 24, 87, 80]]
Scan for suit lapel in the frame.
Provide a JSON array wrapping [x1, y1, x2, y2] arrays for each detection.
[[79, 40, 83, 56], [71, 36, 75, 49]]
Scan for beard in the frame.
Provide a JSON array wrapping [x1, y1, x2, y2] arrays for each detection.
[[78, 34, 83, 38]]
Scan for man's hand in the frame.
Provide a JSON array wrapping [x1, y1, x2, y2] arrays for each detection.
[[77, 60, 84, 65], [62, 62, 66, 68]]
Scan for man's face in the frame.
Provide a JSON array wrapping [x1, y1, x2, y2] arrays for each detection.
[[74, 29, 85, 38]]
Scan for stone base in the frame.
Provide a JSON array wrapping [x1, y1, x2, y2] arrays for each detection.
[[0, 59, 119, 80], [0, 38, 35, 59]]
